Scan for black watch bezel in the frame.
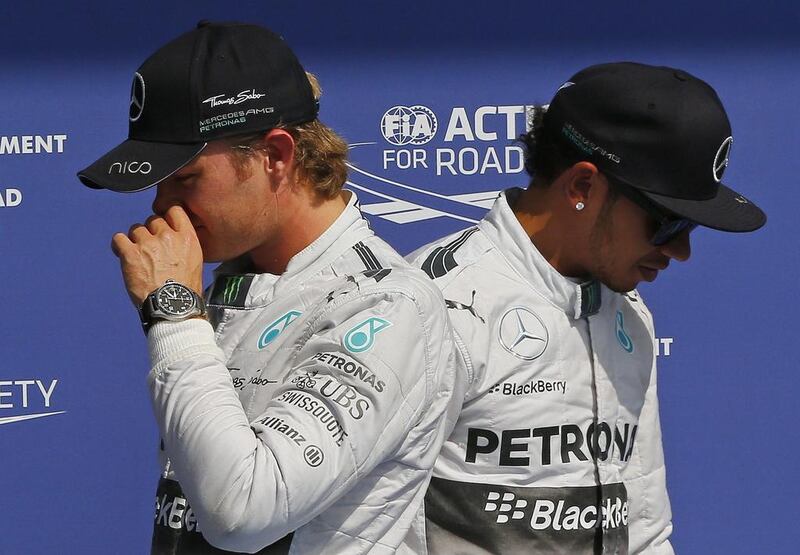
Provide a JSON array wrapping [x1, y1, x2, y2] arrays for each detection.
[[138, 280, 206, 335]]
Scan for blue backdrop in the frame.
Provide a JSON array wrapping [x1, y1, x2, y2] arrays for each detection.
[[1, 1, 797, 553]]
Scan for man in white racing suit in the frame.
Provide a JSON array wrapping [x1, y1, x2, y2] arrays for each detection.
[[407, 63, 766, 554], [78, 22, 463, 554]]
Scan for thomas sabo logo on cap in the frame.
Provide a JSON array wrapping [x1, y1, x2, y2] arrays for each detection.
[[129, 72, 145, 122], [713, 136, 732, 183], [202, 89, 267, 109]]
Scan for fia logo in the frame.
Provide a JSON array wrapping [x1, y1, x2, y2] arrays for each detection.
[[258, 310, 302, 349], [381, 105, 438, 146], [343, 317, 391, 353]]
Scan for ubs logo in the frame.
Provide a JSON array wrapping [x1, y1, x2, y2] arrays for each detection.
[[129, 72, 145, 122]]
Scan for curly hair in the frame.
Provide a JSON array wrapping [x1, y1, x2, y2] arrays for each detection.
[[228, 72, 349, 199], [518, 105, 580, 187], [518, 105, 620, 211]]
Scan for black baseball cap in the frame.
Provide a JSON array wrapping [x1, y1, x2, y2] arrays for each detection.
[[78, 21, 319, 192], [544, 62, 765, 232]]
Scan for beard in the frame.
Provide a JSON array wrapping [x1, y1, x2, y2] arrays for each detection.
[[587, 197, 637, 293]]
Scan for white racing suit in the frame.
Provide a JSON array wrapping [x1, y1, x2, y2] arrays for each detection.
[[147, 193, 465, 554], [405, 188, 674, 554]]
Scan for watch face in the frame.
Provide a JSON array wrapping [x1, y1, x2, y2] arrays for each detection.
[[156, 284, 196, 316]]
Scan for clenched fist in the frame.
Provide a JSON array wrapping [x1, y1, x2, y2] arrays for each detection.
[[112, 206, 204, 306]]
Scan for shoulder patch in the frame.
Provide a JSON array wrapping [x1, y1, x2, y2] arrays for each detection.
[[343, 317, 392, 353], [257, 310, 303, 349], [421, 227, 479, 279], [353, 241, 383, 272], [209, 275, 254, 307]]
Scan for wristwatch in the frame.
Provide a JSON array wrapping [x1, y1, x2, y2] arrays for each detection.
[[139, 279, 207, 335]]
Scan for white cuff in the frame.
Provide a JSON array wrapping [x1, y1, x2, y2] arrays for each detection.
[[147, 319, 219, 376]]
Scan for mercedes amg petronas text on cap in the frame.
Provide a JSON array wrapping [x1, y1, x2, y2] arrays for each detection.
[[77, 21, 319, 192], [544, 62, 766, 232]]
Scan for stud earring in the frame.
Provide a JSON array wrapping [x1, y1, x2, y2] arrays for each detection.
[[575, 202, 585, 211]]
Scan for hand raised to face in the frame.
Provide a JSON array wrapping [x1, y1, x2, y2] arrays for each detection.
[[111, 205, 204, 306]]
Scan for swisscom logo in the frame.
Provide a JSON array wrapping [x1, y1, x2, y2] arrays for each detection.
[[346, 103, 533, 227]]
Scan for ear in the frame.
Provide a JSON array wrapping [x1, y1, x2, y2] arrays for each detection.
[[559, 161, 606, 209], [260, 129, 297, 189]]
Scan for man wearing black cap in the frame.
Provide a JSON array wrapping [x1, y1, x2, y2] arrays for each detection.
[[407, 62, 765, 554], [79, 22, 464, 554]]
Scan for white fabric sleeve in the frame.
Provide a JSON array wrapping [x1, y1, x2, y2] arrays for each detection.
[[625, 350, 675, 555], [146, 290, 444, 552]]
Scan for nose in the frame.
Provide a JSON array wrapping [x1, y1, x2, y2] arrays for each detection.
[[659, 229, 692, 262], [152, 180, 182, 216]]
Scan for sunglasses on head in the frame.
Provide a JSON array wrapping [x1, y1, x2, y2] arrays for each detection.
[[607, 176, 698, 246]]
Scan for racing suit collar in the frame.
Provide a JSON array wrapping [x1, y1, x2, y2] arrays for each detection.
[[212, 190, 373, 307], [479, 188, 601, 320]]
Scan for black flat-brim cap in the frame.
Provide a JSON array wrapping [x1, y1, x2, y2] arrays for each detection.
[[77, 140, 206, 192], [643, 180, 765, 233], [77, 21, 317, 192], [547, 62, 766, 233]]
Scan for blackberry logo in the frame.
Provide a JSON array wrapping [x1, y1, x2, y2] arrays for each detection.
[[488, 379, 567, 395], [381, 105, 438, 146], [484, 491, 527, 524], [482, 490, 629, 531]]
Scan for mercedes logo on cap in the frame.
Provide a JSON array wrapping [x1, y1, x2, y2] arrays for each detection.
[[129, 72, 145, 122], [713, 136, 733, 183], [498, 307, 549, 361]]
